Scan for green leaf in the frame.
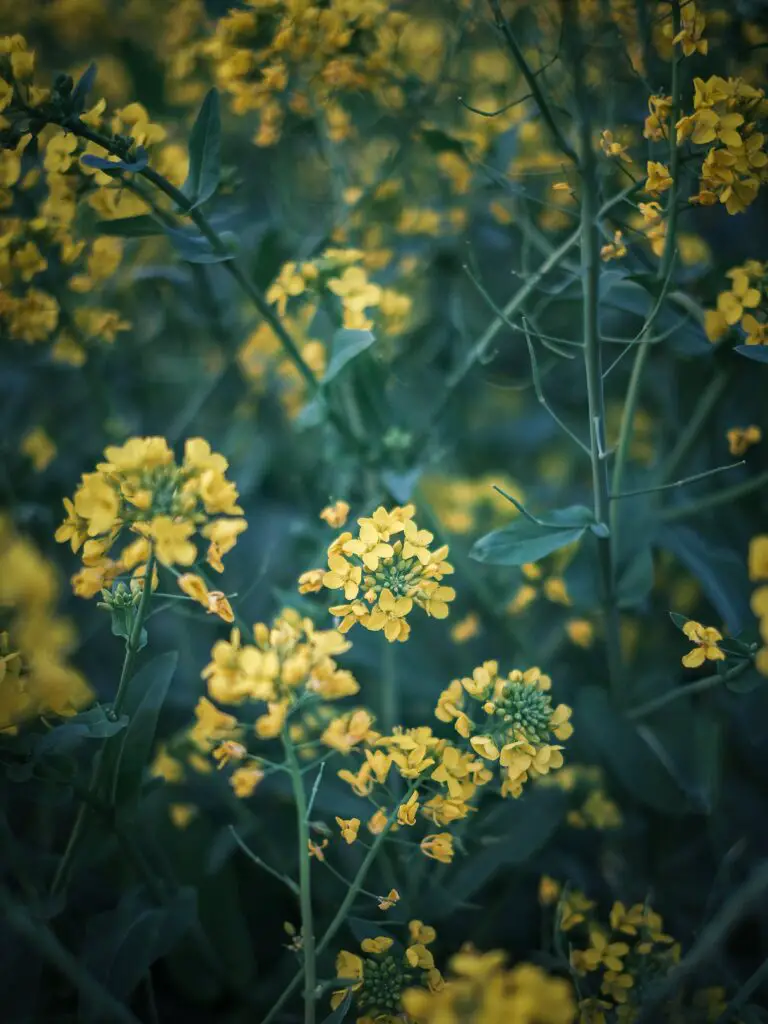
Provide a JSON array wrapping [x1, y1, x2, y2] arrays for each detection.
[[659, 525, 750, 633], [109, 652, 178, 805], [167, 229, 237, 264], [438, 788, 565, 913], [321, 992, 353, 1023], [81, 885, 196, 1010], [381, 467, 422, 504], [669, 611, 689, 631], [182, 88, 221, 209], [420, 128, 467, 156], [71, 62, 97, 114], [617, 545, 654, 610], [577, 686, 695, 815], [323, 329, 376, 384], [95, 216, 163, 237], [81, 149, 148, 173], [33, 706, 127, 760], [735, 344, 768, 363], [726, 668, 766, 694], [470, 506, 593, 567]]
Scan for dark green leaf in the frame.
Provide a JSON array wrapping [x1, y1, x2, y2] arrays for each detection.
[[323, 329, 376, 383], [563, 535, 601, 609], [81, 148, 148, 173], [167, 229, 236, 264], [659, 525, 750, 633], [440, 788, 565, 912], [110, 652, 178, 805], [81, 885, 196, 1009], [95, 216, 163, 238], [669, 611, 689, 631], [71, 63, 97, 114], [33, 706, 127, 760], [617, 545, 654, 609], [182, 88, 221, 209], [577, 686, 694, 815], [420, 128, 467, 156], [471, 506, 593, 566], [735, 344, 768, 363]]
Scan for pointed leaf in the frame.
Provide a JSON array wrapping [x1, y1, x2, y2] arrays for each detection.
[[109, 652, 178, 805], [71, 62, 97, 114], [182, 88, 221, 209], [321, 992, 353, 1023], [735, 345, 768, 364], [323, 329, 375, 383], [471, 506, 593, 567], [81, 148, 148, 173]]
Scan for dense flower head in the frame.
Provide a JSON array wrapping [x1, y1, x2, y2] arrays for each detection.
[[202, 608, 359, 738], [331, 923, 441, 1019], [402, 947, 576, 1024], [0, 516, 91, 732], [322, 503, 455, 642], [55, 436, 246, 595], [704, 260, 767, 345], [435, 663, 572, 798]]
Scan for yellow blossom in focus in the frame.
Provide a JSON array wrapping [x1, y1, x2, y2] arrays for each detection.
[[681, 620, 725, 667]]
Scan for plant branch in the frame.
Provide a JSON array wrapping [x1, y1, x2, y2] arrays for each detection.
[[628, 659, 753, 719], [611, 460, 744, 500]]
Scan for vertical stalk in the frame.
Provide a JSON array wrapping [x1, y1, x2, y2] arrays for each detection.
[[51, 551, 156, 895], [567, 3, 623, 699], [283, 731, 317, 1024]]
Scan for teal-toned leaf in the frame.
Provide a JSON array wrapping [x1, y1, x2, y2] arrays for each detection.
[[167, 229, 237, 264], [323, 329, 376, 384], [577, 686, 694, 815], [471, 506, 593, 567], [182, 88, 221, 209], [381, 466, 422, 504], [563, 535, 601, 609], [669, 611, 689, 631], [617, 545, 654, 610], [659, 525, 750, 633], [439, 788, 565, 913], [71, 62, 97, 114], [81, 148, 148, 173], [81, 885, 196, 1010], [110, 651, 178, 805], [734, 344, 768, 363], [295, 394, 328, 430], [726, 668, 766, 694], [321, 992, 353, 1024], [33, 706, 127, 760], [95, 216, 163, 238]]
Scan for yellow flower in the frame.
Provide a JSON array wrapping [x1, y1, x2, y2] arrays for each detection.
[[681, 619, 725, 667], [230, 763, 264, 798], [377, 889, 399, 910], [298, 569, 324, 594], [600, 230, 627, 262], [749, 536, 768, 581], [420, 832, 454, 863], [644, 160, 673, 196], [450, 612, 480, 643], [149, 516, 197, 566], [320, 500, 350, 528], [599, 130, 631, 162], [212, 740, 248, 768], [397, 790, 419, 826], [308, 838, 328, 861], [727, 425, 761, 457], [538, 876, 561, 906], [20, 427, 56, 472], [335, 816, 360, 844]]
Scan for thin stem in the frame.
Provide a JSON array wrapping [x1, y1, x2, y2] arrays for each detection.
[[487, 0, 578, 164], [660, 370, 731, 484], [628, 660, 752, 720], [566, 2, 623, 699], [660, 468, 768, 522], [284, 730, 317, 1024], [51, 551, 156, 896], [380, 635, 398, 735], [716, 955, 768, 1023], [0, 888, 143, 1024], [522, 319, 591, 455], [229, 825, 300, 896], [261, 781, 420, 1024], [612, 460, 744, 500]]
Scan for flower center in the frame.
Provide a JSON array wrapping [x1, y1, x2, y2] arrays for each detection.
[[358, 956, 409, 1015], [491, 681, 553, 744]]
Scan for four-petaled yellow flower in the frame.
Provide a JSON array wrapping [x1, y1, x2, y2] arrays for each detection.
[[681, 620, 725, 667]]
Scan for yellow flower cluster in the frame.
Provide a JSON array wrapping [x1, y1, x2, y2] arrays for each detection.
[[704, 261, 767, 344], [507, 562, 571, 617], [749, 537, 768, 676], [678, 76, 768, 215], [435, 663, 573, 798], [727, 425, 762, 457], [55, 436, 246, 597], [265, 247, 412, 335], [420, 472, 524, 535], [0, 34, 187, 361], [320, 504, 455, 642], [202, 608, 359, 738], [192, 1, 411, 148], [566, 897, 678, 1017], [537, 765, 622, 831], [0, 516, 91, 732], [402, 948, 576, 1024], [331, 922, 441, 1018]]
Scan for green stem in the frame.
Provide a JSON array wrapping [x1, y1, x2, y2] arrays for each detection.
[[660, 370, 731, 485], [50, 551, 156, 896], [380, 635, 398, 735], [0, 888, 143, 1024], [283, 730, 317, 1024], [261, 781, 420, 1024], [660, 468, 768, 522], [567, 3, 623, 700], [628, 659, 753, 720]]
